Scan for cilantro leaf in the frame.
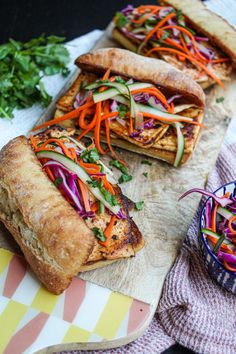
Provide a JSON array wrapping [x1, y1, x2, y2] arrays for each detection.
[[118, 174, 132, 184], [109, 159, 128, 174], [87, 179, 99, 188], [54, 177, 62, 187], [143, 172, 148, 178], [80, 148, 100, 164], [135, 201, 144, 211], [141, 159, 152, 166], [0, 35, 70, 119], [92, 227, 106, 242], [115, 12, 128, 28], [115, 76, 126, 84], [216, 97, 224, 103], [118, 104, 128, 118]]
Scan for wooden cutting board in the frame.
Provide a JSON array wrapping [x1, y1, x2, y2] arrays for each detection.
[[1, 24, 236, 309]]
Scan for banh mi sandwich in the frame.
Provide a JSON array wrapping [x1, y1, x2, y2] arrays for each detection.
[[0, 127, 144, 294], [112, 1, 236, 88], [34, 48, 205, 166]]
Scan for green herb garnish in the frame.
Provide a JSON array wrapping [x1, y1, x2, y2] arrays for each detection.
[[141, 159, 152, 166], [212, 234, 226, 254], [115, 12, 128, 28], [115, 76, 126, 84], [118, 104, 129, 118], [0, 34, 70, 119], [143, 172, 148, 178], [87, 179, 99, 188], [159, 31, 170, 43], [92, 227, 106, 242], [109, 159, 128, 174], [80, 148, 100, 164], [216, 97, 224, 103], [176, 9, 184, 22], [54, 177, 63, 187], [118, 174, 132, 184], [135, 201, 144, 211]]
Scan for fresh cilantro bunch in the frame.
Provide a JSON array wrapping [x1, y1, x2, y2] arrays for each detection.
[[0, 35, 70, 119]]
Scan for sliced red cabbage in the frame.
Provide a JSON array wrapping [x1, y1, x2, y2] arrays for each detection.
[[218, 251, 236, 267], [121, 28, 145, 40], [130, 129, 142, 138], [167, 18, 179, 36], [74, 91, 89, 109], [117, 208, 127, 219], [205, 200, 212, 229], [121, 4, 134, 16], [196, 43, 215, 60], [80, 210, 95, 219], [179, 188, 233, 207], [167, 94, 181, 104], [144, 119, 155, 129], [195, 36, 209, 42], [148, 96, 166, 111], [56, 168, 84, 212], [110, 100, 119, 112], [159, 7, 173, 18]]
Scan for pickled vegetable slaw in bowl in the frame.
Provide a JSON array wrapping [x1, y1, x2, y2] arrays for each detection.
[[180, 182, 236, 294]]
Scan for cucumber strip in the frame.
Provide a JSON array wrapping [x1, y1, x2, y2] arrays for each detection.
[[174, 123, 185, 167], [217, 206, 236, 221], [92, 82, 153, 103], [36, 150, 120, 215], [64, 136, 116, 183], [201, 228, 232, 245], [98, 201, 105, 214], [113, 95, 194, 123]]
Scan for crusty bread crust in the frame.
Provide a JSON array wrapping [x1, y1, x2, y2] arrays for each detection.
[[160, 0, 236, 67], [76, 48, 205, 108], [0, 136, 94, 294]]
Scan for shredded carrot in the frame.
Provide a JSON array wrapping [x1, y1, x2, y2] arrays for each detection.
[[131, 87, 172, 112], [158, 25, 207, 63], [36, 138, 71, 157], [228, 215, 236, 235], [91, 202, 99, 212], [142, 12, 176, 48], [212, 58, 230, 64], [69, 147, 77, 161], [132, 8, 159, 24], [101, 176, 115, 195], [163, 37, 186, 52], [29, 134, 38, 150], [129, 113, 134, 134], [100, 215, 117, 247], [78, 179, 90, 212], [102, 68, 111, 81], [32, 101, 95, 132], [223, 259, 236, 272], [45, 166, 55, 182], [145, 47, 224, 88], [137, 5, 163, 13]]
